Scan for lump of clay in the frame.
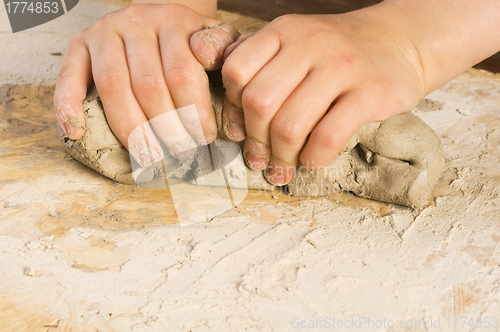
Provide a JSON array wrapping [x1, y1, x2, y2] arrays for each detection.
[[286, 114, 445, 208], [59, 86, 140, 185], [59, 72, 444, 208]]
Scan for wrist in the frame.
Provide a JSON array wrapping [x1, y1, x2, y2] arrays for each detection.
[[377, 0, 440, 96], [131, 0, 217, 19], [381, 0, 500, 95], [355, 2, 428, 99]]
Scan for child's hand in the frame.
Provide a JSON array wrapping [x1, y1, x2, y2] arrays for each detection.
[[222, 0, 500, 186], [54, 3, 239, 166], [221, 3, 426, 185]]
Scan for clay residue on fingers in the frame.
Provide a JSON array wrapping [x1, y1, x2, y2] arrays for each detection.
[[222, 100, 246, 142], [201, 31, 225, 68], [224, 119, 246, 142], [131, 15, 143, 25], [62, 82, 445, 208], [128, 138, 164, 168], [207, 24, 231, 34], [127, 121, 165, 168], [243, 141, 270, 171], [191, 25, 240, 70], [55, 102, 85, 137], [69, 118, 84, 129], [160, 135, 198, 161]]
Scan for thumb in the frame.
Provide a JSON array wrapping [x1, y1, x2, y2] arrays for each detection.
[[190, 24, 241, 71]]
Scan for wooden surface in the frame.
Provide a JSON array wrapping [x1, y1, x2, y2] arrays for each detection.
[[0, 84, 389, 235], [218, 0, 381, 21], [1, 68, 500, 331], [0, 12, 388, 236], [1, 8, 500, 330]]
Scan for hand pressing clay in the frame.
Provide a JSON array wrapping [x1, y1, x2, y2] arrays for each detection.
[[59, 71, 444, 208]]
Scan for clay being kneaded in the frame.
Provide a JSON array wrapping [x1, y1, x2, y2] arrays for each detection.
[[60, 75, 445, 208]]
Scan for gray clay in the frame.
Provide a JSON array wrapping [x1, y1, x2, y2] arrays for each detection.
[[60, 73, 444, 208]]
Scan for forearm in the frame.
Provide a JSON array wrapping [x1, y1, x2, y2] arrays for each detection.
[[380, 0, 500, 95], [132, 0, 217, 19]]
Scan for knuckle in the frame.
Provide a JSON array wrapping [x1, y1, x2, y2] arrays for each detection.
[[163, 3, 186, 16], [90, 14, 116, 33], [159, 4, 200, 26], [95, 70, 129, 94], [120, 4, 144, 18], [132, 75, 166, 97], [315, 128, 343, 153], [70, 30, 86, 44], [95, 12, 113, 28], [335, 53, 356, 71], [221, 61, 244, 85], [271, 117, 306, 144], [95, 4, 145, 28], [164, 65, 198, 87], [271, 14, 297, 28], [300, 154, 329, 170], [241, 89, 275, 117]]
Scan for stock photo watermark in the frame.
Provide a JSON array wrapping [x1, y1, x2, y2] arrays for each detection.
[[129, 104, 249, 227], [3, 0, 78, 32], [291, 316, 499, 330], [128, 104, 380, 226]]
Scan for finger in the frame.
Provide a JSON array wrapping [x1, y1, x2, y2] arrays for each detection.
[[265, 70, 342, 185], [149, 109, 198, 160], [122, 25, 197, 160], [219, 32, 256, 143], [300, 91, 374, 171], [240, 50, 310, 170], [223, 32, 255, 60], [190, 24, 241, 71], [160, 26, 218, 144], [221, 30, 281, 108], [128, 121, 164, 169], [222, 96, 246, 141], [54, 32, 91, 139], [88, 31, 163, 167]]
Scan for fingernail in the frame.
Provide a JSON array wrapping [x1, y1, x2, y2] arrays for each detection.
[[226, 122, 245, 141], [141, 154, 152, 167], [64, 122, 75, 135], [57, 119, 69, 135], [66, 118, 84, 135], [204, 131, 217, 144], [189, 129, 205, 145], [173, 145, 196, 161], [264, 166, 287, 186], [58, 118, 84, 137], [245, 153, 268, 171], [55, 103, 85, 137], [151, 144, 164, 164], [129, 139, 164, 168], [169, 136, 198, 161], [55, 109, 71, 134], [176, 149, 196, 161]]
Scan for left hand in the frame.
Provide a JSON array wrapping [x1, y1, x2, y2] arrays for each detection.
[[221, 4, 426, 185]]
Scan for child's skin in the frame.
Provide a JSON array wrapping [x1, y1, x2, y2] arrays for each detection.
[[55, 0, 500, 184]]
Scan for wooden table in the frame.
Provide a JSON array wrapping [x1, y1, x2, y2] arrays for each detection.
[[1, 10, 499, 331]]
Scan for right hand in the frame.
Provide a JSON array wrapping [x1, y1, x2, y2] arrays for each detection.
[[54, 3, 240, 167]]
